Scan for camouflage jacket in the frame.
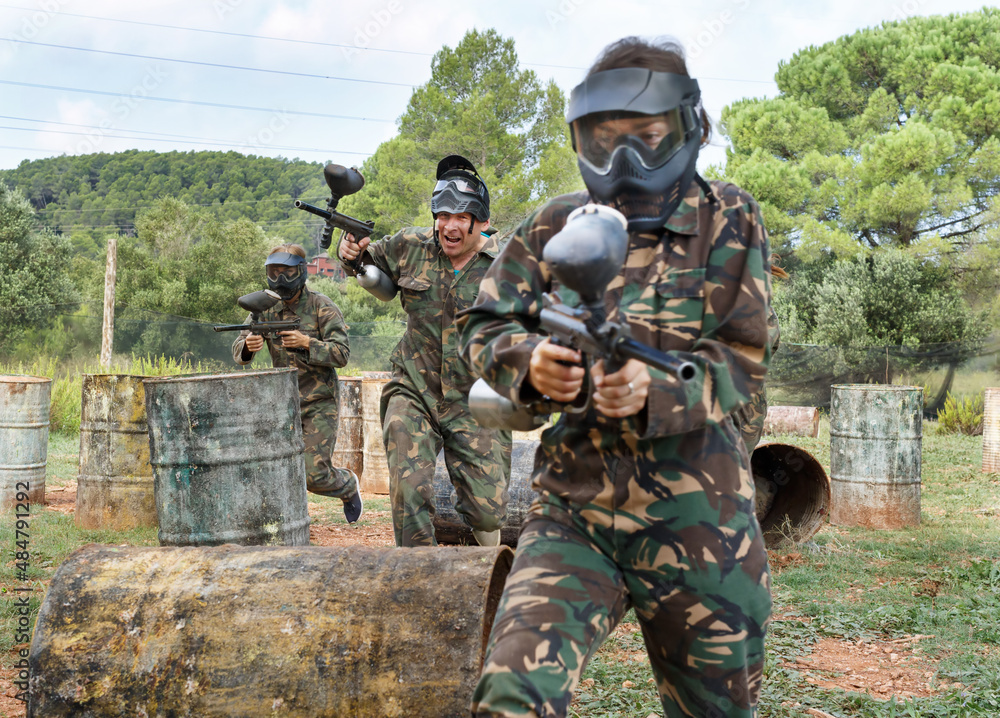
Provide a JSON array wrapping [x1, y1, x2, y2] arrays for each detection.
[[232, 286, 350, 405], [459, 182, 773, 505], [353, 227, 503, 406]]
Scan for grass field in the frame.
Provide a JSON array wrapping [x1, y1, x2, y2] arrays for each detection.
[[2, 420, 999, 717]]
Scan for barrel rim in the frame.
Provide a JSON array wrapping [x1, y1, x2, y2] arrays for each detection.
[[142, 367, 297, 385], [0, 374, 52, 384], [830, 384, 923, 391], [82, 373, 152, 380]]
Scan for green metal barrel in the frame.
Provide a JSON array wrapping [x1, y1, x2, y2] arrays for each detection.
[[830, 384, 923, 529], [75, 374, 157, 530], [0, 375, 50, 508], [28, 544, 513, 718], [143, 368, 309, 546]]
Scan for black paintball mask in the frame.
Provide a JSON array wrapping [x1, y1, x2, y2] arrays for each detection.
[[431, 154, 490, 238], [265, 251, 307, 300], [567, 67, 703, 232]]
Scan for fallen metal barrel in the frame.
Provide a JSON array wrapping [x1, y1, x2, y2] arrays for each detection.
[[984, 387, 1000, 473], [764, 405, 820, 438], [0, 374, 50, 508], [331, 376, 363, 480], [830, 384, 922, 529], [143, 368, 309, 546], [434, 439, 539, 546], [751, 442, 830, 548], [28, 543, 513, 718], [75, 374, 157, 530]]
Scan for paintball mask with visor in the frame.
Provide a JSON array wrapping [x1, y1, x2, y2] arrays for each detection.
[[431, 154, 490, 229], [264, 251, 307, 300], [567, 67, 703, 231]]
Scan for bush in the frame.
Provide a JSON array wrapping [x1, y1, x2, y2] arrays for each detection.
[[936, 391, 985, 436]]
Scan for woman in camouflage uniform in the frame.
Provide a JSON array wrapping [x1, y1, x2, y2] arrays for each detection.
[[233, 243, 363, 523], [461, 38, 774, 718]]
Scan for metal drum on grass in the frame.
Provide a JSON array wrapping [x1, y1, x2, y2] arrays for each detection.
[[984, 387, 1000, 473], [75, 374, 157, 530], [0, 375, 50, 508], [751, 442, 830, 548], [144, 368, 309, 546], [29, 543, 513, 718], [361, 372, 391, 495], [331, 376, 363, 480], [433, 439, 539, 547], [830, 384, 922, 529]]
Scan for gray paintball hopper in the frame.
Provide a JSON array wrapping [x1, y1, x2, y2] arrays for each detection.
[[542, 204, 629, 302]]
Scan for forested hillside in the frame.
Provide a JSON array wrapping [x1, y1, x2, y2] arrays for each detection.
[[0, 150, 334, 256]]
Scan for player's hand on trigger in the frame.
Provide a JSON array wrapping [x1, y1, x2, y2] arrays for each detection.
[[339, 232, 370, 262], [528, 339, 585, 403]]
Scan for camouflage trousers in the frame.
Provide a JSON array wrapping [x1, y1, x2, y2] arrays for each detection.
[[471, 487, 772, 718], [733, 384, 768, 456], [301, 399, 356, 501], [381, 385, 512, 547]]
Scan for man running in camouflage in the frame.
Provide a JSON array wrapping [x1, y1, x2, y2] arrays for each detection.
[[233, 243, 363, 524], [340, 156, 512, 547], [461, 37, 774, 718]]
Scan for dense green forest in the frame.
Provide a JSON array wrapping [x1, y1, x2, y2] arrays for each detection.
[[0, 150, 335, 257]]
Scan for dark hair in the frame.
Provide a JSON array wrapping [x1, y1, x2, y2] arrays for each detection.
[[587, 36, 712, 145]]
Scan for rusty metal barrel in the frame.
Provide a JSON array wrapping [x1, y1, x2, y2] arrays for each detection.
[[434, 439, 539, 546], [75, 374, 157, 530], [331, 376, 363, 479], [143, 368, 309, 546], [29, 543, 513, 718], [764, 405, 820, 438], [984, 388, 1000, 473], [830, 384, 922, 529], [0, 375, 50, 508], [361, 372, 391, 494], [751, 442, 830, 548]]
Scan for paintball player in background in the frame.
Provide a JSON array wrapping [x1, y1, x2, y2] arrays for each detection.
[[460, 36, 774, 718], [233, 243, 363, 524], [339, 155, 512, 548]]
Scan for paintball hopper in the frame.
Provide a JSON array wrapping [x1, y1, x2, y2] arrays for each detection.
[[542, 204, 629, 302], [238, 289, 282, 318], [324, 163, 365, 199], [469, 378, 547, 432]]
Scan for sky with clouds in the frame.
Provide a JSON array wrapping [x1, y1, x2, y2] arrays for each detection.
[[0, 0, 993, 174]]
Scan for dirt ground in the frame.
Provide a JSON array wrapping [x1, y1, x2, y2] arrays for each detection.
[[1, 493, 950, 717]]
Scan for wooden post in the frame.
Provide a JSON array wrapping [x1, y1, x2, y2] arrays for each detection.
[[100, 234, 117, 368]]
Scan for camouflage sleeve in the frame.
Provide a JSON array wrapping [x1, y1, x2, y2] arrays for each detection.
[[640, 186, 772, 438], [459, 200, 576, 407], [307, 298, 350, 368], [232, 314, 254, 365]]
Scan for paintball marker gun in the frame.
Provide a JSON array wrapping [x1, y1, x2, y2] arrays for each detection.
[[294, 164, 397, 302], [470, 204, 697, 430], [213, 289, 304, 352]]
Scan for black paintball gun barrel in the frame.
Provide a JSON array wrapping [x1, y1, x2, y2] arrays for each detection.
[[470, 204, 696, 430], [213, 289, 303, 351], [294, 164, 396, 301]]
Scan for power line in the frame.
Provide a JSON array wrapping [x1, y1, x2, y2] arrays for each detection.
[[0, 124, 372, 156], [0, 80, 397, 122], [9, 38, 419, 87]]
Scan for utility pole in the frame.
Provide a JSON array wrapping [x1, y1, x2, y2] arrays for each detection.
[[100, 234, 117, 368]]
